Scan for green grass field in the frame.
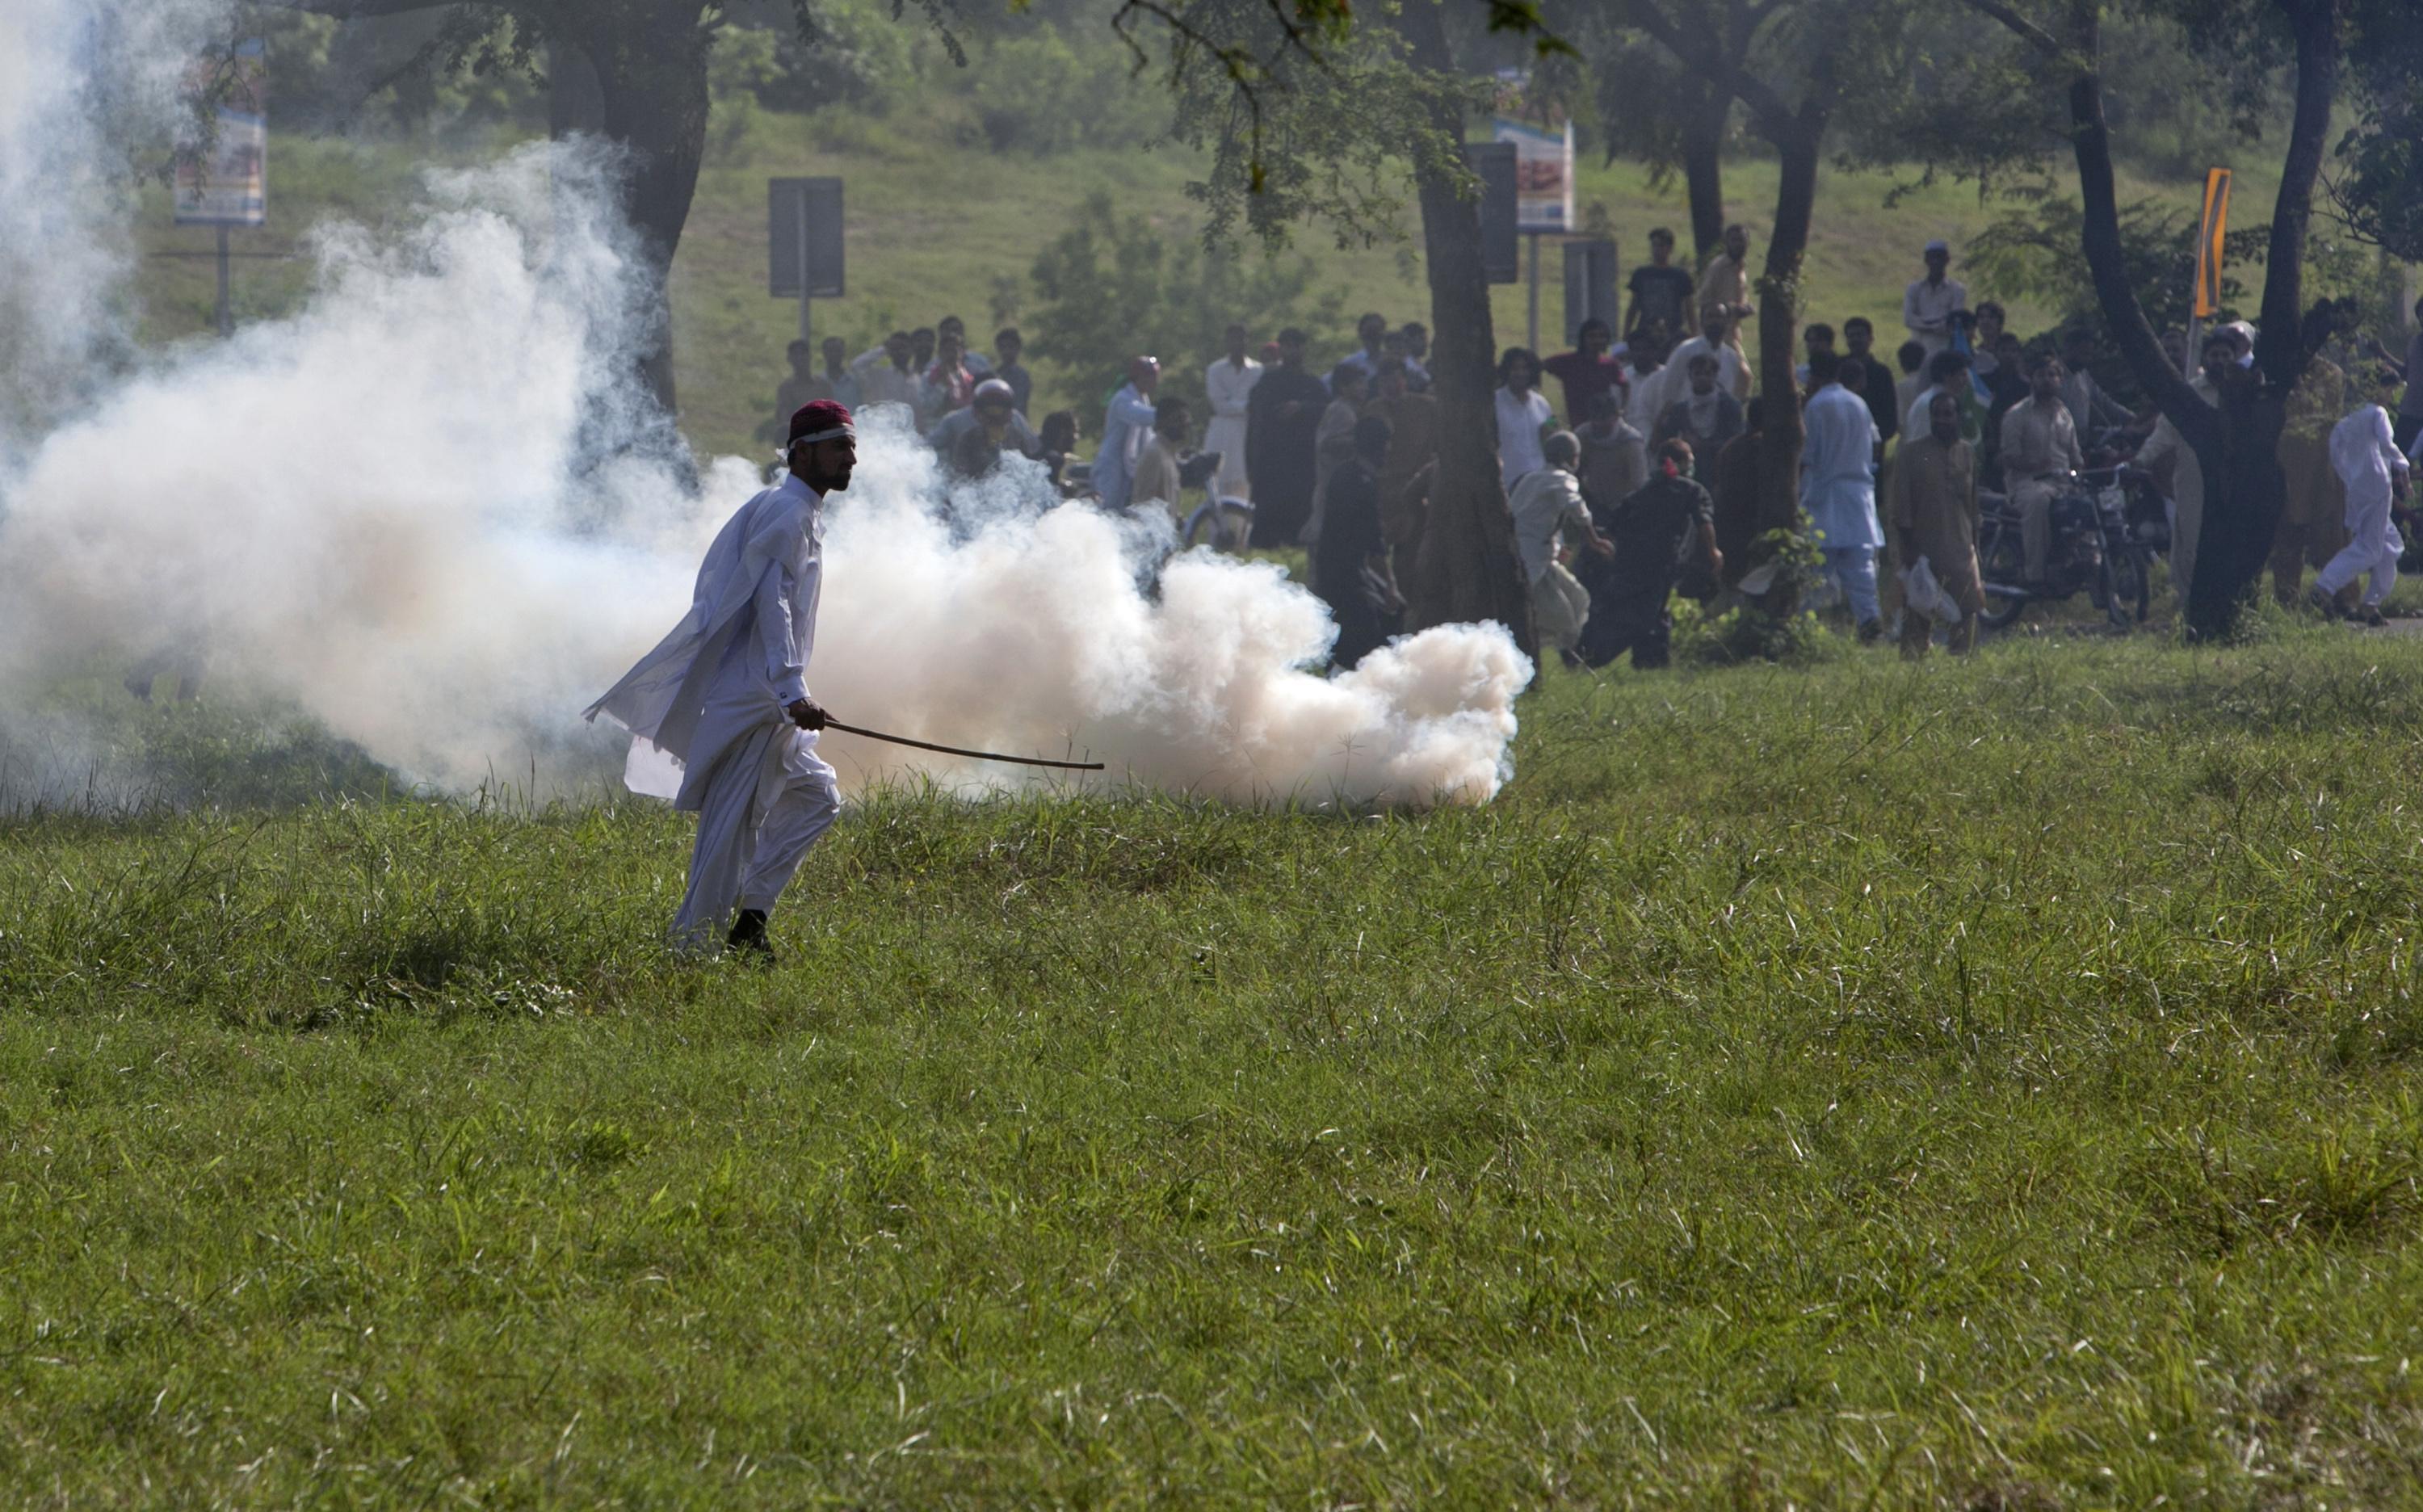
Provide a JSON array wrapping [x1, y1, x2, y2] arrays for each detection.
[[9, 624, 2423, 1506], [125, 103, 2262, 464]]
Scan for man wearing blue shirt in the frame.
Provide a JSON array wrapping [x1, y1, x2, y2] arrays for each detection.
[[1800, 352, 1886, 641]]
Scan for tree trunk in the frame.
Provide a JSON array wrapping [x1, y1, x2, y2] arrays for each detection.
[[2055, 0, 2338, 638], [548, 37, 606, 138], [1747, 113, 1825, 603], [1682, 88, 1728, 269], [567, 2, 712, 427], [1396, 1, 1536, 657]]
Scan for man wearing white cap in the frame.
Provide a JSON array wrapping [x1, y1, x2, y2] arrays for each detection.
[[587, 401, 857, 960], [1904, 241, 1967, 356]]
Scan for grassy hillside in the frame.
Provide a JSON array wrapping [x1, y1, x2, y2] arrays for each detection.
[[8, 624, 2423, 1505], [124, 103, 2277, 465]]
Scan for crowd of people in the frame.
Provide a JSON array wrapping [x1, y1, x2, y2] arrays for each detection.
[[768, 230, 2423, 671]]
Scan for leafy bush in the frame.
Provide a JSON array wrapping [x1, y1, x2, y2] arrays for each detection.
[[962, 32, 1164, 154]]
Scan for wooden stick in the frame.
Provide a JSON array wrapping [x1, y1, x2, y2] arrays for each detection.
[[822, 719, 1105, 771]]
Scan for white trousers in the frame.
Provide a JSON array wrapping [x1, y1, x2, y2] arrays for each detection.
[[671, 727, 841, 949], [1205, 416, 1251, 498], [1530, 561, 1591, 654], [2316, 486, 2401, 607]]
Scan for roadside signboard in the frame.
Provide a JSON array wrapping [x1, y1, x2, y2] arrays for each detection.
[[174, 39, 266, 227], [1492, 115, 1573, 235], [2193, 167, 2231, 320], [768, 177, 846, 300]]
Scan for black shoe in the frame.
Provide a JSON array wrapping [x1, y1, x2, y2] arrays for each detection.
[[726, 908, 776, 964], [2304, 587, 2341, 620], [1856, 618, 1883, 645], [2362, 605, 2388, 628]]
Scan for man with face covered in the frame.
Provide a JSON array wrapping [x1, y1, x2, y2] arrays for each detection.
[[1889, 392, 1985, 655], [1644, 313, 1750, 426], [929, 378, 1041, 477]]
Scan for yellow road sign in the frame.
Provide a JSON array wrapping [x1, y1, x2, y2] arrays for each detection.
[[2194, 168, 2231, 320]]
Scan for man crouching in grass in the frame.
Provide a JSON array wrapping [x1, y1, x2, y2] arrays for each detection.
[[586, 401, 858, 962]]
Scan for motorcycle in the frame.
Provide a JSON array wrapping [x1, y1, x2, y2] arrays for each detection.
[[1975, 464, 2166, 631]]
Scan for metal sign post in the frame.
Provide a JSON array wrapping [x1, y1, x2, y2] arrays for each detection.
[[769, 177, 845, 348], [1526, 233, 1540, 353], [174, 38, 267, 338]]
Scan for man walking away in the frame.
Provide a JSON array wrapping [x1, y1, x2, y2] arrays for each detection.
[[1903, 240, 1967, 355], [1578, 439, 1719, 670], [1312, 416, 1401, 670], [586, 401, 857, 960], [1802, 352, 1887, 640], [1889, 393, 1985, 655], [1510, 431, 1615, 665], [2313, 384, 2413, 625], [1999, 355, 2085, 587], [1094, 357, 1160, 513], [1626, 227, 1695, 342], [1245, 327, 1330, 546], [1205, 323, 1263, 502]]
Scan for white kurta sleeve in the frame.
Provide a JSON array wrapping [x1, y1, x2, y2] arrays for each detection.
[[754, 558, 813, 707]]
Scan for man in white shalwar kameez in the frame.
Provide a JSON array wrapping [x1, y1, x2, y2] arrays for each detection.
[[2312, 393, 2412, 625], [586, 400, 858, 959], [1205, 326, 1262, 501]]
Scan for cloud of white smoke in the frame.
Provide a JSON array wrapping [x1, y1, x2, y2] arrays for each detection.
[[0, 0, 221, 448], [0, 23, 1528, 809]]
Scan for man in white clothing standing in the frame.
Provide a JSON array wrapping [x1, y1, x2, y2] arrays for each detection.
[[1903, 241, 1967, 356], [1800, 353, 1887, 641], [2312, 390, 2412, 625], [1495, 347, 1556, 489], [587, 400, 858, 960], [1205, 325, 1262, 500]]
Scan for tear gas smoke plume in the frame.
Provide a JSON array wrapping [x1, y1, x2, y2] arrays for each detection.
[[0, 21, 1530, 809]]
